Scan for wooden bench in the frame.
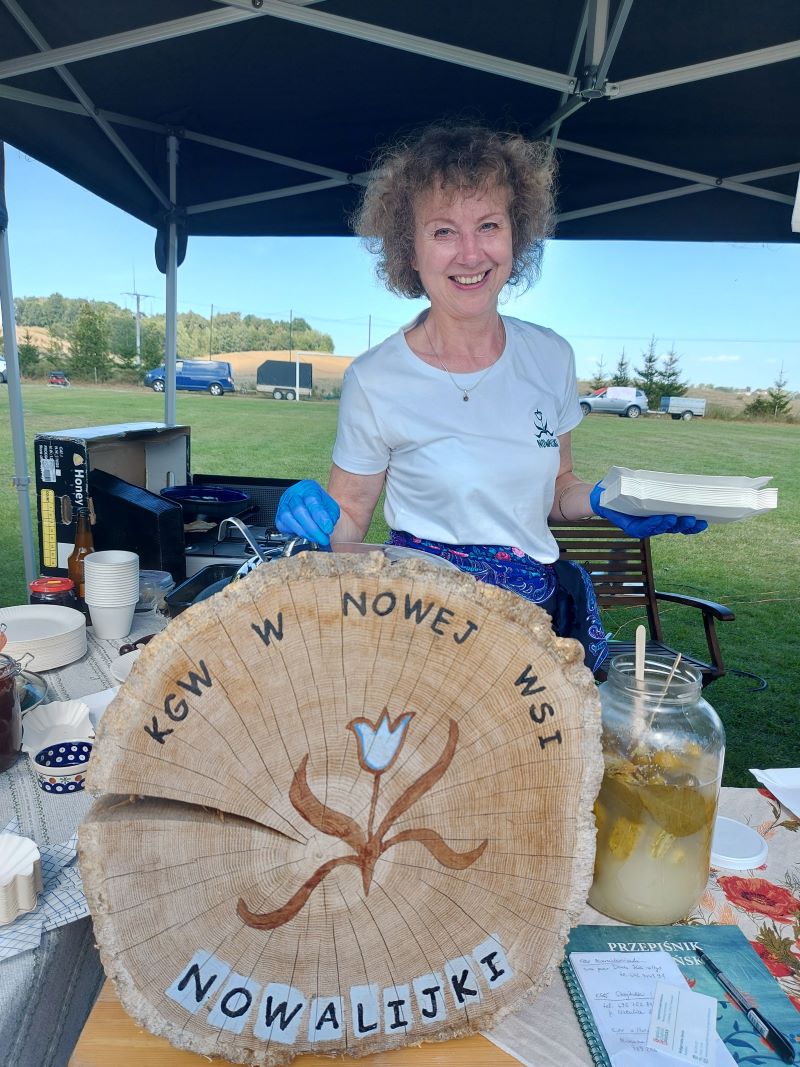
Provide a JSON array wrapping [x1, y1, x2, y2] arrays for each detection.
[[550, 519, 735, 687]]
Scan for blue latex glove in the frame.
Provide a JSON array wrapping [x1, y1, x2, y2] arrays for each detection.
[[590, 482, 708, 537], [275, 479, 340, 547]]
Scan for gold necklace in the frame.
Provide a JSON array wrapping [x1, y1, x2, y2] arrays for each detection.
[[422, 317, 505, 402]]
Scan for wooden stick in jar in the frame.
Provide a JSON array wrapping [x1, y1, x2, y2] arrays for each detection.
[[635, 625, 646, 681]]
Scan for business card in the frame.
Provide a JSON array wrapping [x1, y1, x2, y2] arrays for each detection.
[[646, 980, 718, 1065]]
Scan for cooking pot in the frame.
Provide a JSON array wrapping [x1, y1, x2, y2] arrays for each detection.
[[160, 485, 251, 523]]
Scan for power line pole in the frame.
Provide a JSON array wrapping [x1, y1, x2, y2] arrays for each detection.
[[209, 303, 214, 357], [122, 288, 154, 364]]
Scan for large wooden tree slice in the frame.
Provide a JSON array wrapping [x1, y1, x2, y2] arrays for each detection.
[[79, 553, 602, 1065]]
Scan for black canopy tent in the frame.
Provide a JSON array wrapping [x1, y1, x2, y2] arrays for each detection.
[[1, 0, 798, 240], [1, 0, 799, 583]]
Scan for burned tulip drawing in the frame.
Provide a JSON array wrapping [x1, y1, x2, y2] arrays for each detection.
[[238, 710, 488, 929]]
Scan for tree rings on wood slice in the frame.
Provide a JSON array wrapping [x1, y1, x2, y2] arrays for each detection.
[[79, 552, 602, 1065]]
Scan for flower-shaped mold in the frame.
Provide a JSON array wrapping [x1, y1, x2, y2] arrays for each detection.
[[0, 833, 43, 924], [32, 740, 93, 794], [21, 699, 94, 755]]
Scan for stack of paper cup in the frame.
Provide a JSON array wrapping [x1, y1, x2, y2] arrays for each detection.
[[84, 551, 140, 639]]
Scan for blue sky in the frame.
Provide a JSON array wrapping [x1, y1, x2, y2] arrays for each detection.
[[4, 147, 799, 390]]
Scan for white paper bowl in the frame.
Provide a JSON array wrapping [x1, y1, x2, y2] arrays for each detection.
[[22, 699, 95, 755], [84, 550, 139, 570], [0, 833, 43, 924], [87, 601, 136, 639]]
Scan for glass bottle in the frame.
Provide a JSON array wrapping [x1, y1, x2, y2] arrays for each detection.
[[67, 507, 94, 606], [0, 653, 22, 773], [588, 655, 725, 925]]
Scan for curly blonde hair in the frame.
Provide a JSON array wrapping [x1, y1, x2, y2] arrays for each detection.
[[353, 123, 556, 299]]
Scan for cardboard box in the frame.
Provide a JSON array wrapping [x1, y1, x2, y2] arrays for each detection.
[[35, 423, 190, 576]]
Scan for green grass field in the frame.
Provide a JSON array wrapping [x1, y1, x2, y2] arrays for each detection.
[[1, 384, 797, 786]]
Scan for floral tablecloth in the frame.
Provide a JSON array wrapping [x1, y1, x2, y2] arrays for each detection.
[[485, 785, 800, 1067], [693, 786, 800, 1013]]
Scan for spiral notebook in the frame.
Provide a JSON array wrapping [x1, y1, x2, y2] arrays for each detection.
[[561, 924, 800, 1066]]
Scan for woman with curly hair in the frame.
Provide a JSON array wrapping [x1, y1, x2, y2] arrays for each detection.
[[276, 123, 705, 671]]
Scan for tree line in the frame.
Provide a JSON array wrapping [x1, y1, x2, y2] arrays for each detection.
[[6, 294, 334, 381], [587, 337, 688, 409], [586, 338, 793, 419]]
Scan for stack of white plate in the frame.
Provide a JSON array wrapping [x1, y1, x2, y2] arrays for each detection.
[[0, 604, 87, 671], [599, 467, 778, 524]]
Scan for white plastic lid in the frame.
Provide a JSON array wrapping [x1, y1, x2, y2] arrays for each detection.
[[711, 816, 768, 870]]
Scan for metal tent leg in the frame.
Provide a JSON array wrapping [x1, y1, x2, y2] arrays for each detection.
[[164, 133, 179, 427], [0, 214, 37, 587]]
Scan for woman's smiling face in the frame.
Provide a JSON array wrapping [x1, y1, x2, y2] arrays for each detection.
[[412, 183, 513, 321]]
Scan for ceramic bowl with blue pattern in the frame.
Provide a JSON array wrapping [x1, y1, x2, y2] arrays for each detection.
[[31, 740, 93, 794]]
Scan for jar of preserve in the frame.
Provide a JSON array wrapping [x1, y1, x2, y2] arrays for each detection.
[[588, 654, 725, 925], [0, 653, 22, 773], [29, 576, 79, 610]]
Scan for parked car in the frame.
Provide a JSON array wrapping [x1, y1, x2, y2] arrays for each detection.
[[47, 370, 71, 387], [579, 386, 649, 418], [659, 396, 706, 420], [143, 359, 235, 396], [0, 356, 6, 383]]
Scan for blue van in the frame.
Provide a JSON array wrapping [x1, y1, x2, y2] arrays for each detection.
[[144, 359, 235, 396]]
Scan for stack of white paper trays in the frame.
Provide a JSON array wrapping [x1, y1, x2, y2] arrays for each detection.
[[599, 467, 777, 524], [0, 604, 87, 671]]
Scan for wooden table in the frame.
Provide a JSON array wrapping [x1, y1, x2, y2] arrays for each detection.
[[70, 982, 519, 1066]]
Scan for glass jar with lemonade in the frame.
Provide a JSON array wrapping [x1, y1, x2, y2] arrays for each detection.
[[588, 655, 725, 924]]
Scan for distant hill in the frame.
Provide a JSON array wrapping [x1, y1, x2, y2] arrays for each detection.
[[0, 324, 70, 354]]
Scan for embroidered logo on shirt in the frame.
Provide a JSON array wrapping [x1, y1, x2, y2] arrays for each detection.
[[533, 409, 559, 448]]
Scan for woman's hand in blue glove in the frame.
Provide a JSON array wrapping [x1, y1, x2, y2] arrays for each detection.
[[590, 482, 708, 538], [275, 480, 340, 547]]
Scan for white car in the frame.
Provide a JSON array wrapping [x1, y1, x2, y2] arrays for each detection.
[[0, 356, 6, 383], [579, 386, 649, 418]]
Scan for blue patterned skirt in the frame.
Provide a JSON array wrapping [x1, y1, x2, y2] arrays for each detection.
[[388, 530, 609, 673]]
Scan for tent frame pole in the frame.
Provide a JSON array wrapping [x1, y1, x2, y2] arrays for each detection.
[[0, 219, 36, 586], [164, 134, 179, 428], [0, 3, 575, 94], [556, 138, 795, 205], [557, 163, 799, 223], [2, 0, 170, 208]]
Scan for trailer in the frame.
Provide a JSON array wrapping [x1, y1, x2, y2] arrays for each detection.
[[256, 359, 312, 400], [659, 396, 706, 420]]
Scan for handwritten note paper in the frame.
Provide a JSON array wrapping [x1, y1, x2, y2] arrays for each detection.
[[569, 952, 735, 1067]]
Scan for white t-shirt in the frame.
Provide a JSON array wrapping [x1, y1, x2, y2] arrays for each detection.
[[331, 313, 583, 562]]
